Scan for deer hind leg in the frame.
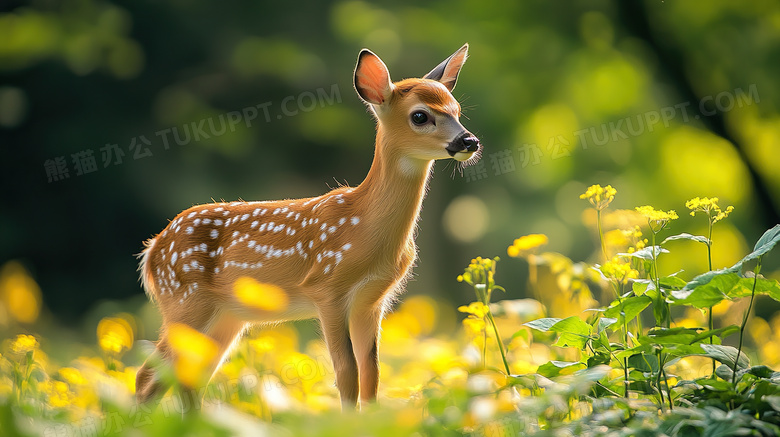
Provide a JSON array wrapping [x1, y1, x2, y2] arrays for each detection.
[[349, 306, 383, 406], [136, 292, 244, 405], [318, 303, 359, 409]]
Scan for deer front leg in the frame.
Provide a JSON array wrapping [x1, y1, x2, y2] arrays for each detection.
[[319, 306, 359, 409], [349, 306, 383, 406]]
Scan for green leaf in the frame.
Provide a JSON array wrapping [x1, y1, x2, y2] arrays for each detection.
[[632, 279, 653, 296], [627, 352, 659, 373], [642, 327, 702, 345], [550, 316, 592, 336], [603, 295, 652, 325], [550, 316, 592, 349], [660, 275, 688, 290], [699, 344, 750, 370], [524, 317, 562, 332], [587, 351, 611, 368], [619, 245, 669, 260], [673, 272, 739, 308], [680, 225, 780, 291], [728, 277, 780, 301], [690, 325, 740, 344], [662, 233, 711, 245], [661, 343, 706, 359], [597, 317, 618, 333], [743, 224, 780, 264], [614, 343, 653, 360], [536, 360, 585, 378]]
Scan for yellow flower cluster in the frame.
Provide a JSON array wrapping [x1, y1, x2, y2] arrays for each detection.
[[600, 257, 639, 284], [685, 196, 734, 224], [10, 334, 38, 355], [580, 184, 617, 210], [457, 256, 498, 285], [635, 205, 678, 232], [458, 302, 489, 318], [40, 380, 75, 408], [507, 234, 548, 258]]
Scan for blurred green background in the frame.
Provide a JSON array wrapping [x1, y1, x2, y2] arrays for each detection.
[[1, 0, 779, 326]]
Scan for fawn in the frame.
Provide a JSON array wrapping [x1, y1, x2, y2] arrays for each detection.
[[136, 44, 481, 408]]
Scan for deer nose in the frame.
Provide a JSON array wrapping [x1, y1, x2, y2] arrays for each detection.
[[461, 135, 480, 152], [446, 132, 481, 156]]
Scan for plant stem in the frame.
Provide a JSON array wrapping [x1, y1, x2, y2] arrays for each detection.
[[650, 231, 668, 328], [486, 311, 511, 375], [597, 209, 608, 262], [655, 352, 665, 412], [707, 219, 715, 375], [613, 280, 630, 399], [661, 361, 673, 411], [732, 258, 761, 384]]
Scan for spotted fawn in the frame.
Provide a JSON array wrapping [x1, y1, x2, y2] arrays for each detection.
[[136, 44, 481, 409]]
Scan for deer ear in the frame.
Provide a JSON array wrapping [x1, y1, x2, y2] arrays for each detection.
[[423, 43, 469, 91], [354, 49, 394, 106]]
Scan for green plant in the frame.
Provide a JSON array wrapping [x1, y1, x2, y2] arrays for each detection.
[[467, 185, 780, 434]]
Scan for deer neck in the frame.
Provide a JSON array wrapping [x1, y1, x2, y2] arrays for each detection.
[[352, 128, 433, 248]]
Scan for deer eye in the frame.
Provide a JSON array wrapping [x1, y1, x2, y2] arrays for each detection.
[[411, 111, 429, 125]]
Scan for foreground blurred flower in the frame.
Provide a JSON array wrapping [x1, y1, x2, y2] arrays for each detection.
[[0, 262, 42, 324], [97, 316, 134, 356], [167, 323, 219, 388], [580, 184, 617, 210], [598, 257, 639, 284], [234, 277, 289, 312], [507, 234, 548, 258], [459, 302, 489, 319], [41, 379, 75, 408], [10, 334, 38, 355], [635, 205, 678, 233]]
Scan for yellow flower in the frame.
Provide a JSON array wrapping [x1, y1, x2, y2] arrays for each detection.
[[41, 380, 74, 408], [600, 256, 639, 284], [580, 184, 617, 210], [458, 257, 499, 285], [686, 196, 734, 224], [635, 205, 678, 233], [10, 334, 38, 355], [59, 367, 87, 386], [458, 302, 489, 318], [97, 317, 134, 355], [233, 277, 289, 312], [507, 234, 548, 258], [0, 262, 42, 324], [167, 323, 219, 388], [462, 317, 486, 336]]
